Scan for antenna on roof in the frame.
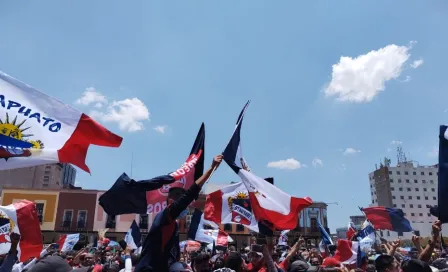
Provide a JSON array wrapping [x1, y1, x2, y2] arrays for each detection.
[[397, 147, 407, 164]]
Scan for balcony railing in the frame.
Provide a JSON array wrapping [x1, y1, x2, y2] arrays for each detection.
[[61, 221, 72, 228]]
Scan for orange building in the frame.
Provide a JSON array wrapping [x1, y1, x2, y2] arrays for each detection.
[[1, 187, 60, 242]]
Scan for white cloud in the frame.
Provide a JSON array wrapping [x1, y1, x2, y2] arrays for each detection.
[[401, 76, 411, 83], [76, 87, 107, 106], [90, 98, 150, 132], [343, 148, 361, 155], [410, 59, 424, 69], [267, 158, 303, 170], [312, 157, 323, 167], [154, 125, 167, 134], [391, 140, 403, 145], [325, 43, 414, 103]]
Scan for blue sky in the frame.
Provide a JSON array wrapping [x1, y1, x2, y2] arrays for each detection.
[[1, 1, 448, 231]]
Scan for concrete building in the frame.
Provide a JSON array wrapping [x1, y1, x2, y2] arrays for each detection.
[[336, 227, 347, 239], [350, 215, 366, 228], [61, 164, 76, 188], [0, 163, 73, 191], [369, 161, 447, 239]]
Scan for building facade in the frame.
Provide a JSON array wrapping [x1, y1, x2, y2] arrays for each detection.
[[0, 163, 76, 191], [369, 161, 447, 239]]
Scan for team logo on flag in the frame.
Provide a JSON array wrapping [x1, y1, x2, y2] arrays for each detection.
[[231, 198, 252, 225], [0, 210, 14, 244], [0, 113, 44, 161]]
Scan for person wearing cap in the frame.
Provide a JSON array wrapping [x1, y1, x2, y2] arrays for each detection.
[[287, 260, 318, 272], [135, 154, 224, 272]]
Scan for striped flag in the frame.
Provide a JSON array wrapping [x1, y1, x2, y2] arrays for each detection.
[[222, 101, 312, 230], [124, 220, 141, 250], [0, 71, 122, 173]]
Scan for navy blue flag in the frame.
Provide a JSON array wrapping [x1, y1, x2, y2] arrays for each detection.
[[438, 125, 448, 223], [125, 220, 142, 249], [317, 220, 333, 245], [99, 123, 205, 215]]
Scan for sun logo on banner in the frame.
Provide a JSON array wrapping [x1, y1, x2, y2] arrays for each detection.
[[0, 113, 44, 160], [0, 210, 15, 245], [227, 191, 248, 209]]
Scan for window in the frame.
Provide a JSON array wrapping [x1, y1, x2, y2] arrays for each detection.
[[404, 171, 408, 175], [224, 224, 232, 231], [77, 210, 87, 228], [413, 171, 416, 175], [42, 184, 48, 188], [401, 204, 405, 208], [427, 205, 431, 208], [410, 204, 414, 208], [392, 196, 396, 199], [405, 179, 409, 183], [44, 170, 50, 175], [432, 188, 435, 192], [388, 171, 392, 174], [407, 188, 411, 192], [419, 213, 423, 216], [45, 165, 51, 169], [424, 188, 427, 192], [421, 172, 425, 175], [418, 205, 422, 208], [106, 215, 116, 228], [398, 179, 402, 183], [417, 196, 420, 200], [35, 203, 44, 223], [139, 214, 148, 229], [423, 180, 426, 184], [62, 210, 73, 228], [397, 171, 400, 175], [43, 176, 50, 182], [433, 197, 437, 200], [429, 172, 433, 176], [430, 180, 434, 184], [236, 224, 244, 232], [428, 213, 432, 217], [409, 196, 412, 200], [414, 180, 418, 184], [389, 179, 393, 183], [415, 188, 419, 192], [411, 213, 415, 216], [387, 231, 390, 236], [391, 187, 395, 191], [399, 188, 403, 191], [425, 196, 429, 200], [400, 196, 404, 199], [393, 204, 397, 207]]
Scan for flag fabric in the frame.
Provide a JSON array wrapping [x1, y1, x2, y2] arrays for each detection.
[[124, 220, 142, 250], [221, 101, 312, 230], [356, 223, 375, 251], [346, 221, 356, 240], [334, 239, 359, 264], [319, 240, 328, 258], [438, 125, 448, 223], [277, 230, 290, 246], [0, 200, 43, 261], [99, 123, 205, 215], [188, 209, 233, 246], [361, 206, 412, 232], [58, 233, 80, 252], [204, 182, 259, 232], [317, 220, 333, 245], [356, 243, 362, 268], [0, 71, 122, 173]]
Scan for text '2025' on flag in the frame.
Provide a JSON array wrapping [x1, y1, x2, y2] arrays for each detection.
[[99, 123, 205, 215], [0, 200, 43, 262], [0, 71, 122, 173], [221, 101, 312, 230]]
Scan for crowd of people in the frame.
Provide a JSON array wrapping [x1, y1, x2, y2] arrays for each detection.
[[0, 155, 446, 271]]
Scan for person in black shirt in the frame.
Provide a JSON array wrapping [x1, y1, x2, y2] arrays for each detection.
[[135, 154, 223, 272]]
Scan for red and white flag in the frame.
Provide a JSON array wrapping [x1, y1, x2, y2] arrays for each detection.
[[346, 221, 356, 240], [58, 233, 80, 252], [0, 200, 43, 261], [204, 182, 259, 232], [239, 169, 312, 230], [334, 239, 359, 264], [0, 71, 122, 173]]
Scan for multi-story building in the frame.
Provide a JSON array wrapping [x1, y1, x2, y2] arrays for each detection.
[[61, 164, 76, 188], [350, 215, 366, 228], [0, 163, 76, 191], [369, 161, 447, 239]]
